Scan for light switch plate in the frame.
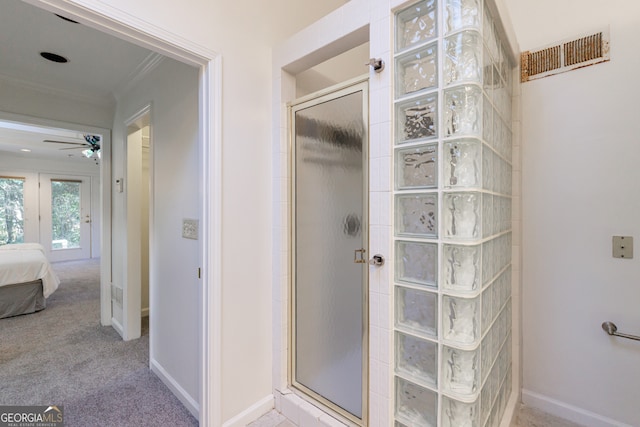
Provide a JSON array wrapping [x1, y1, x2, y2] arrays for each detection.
[[612, 236, 633, 259], [182, 219, 199, 240]]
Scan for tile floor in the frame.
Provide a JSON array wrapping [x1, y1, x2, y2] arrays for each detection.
[[511, 405, 584, 427], [247, 410, 296, 427], [249, 405, 585, 427]]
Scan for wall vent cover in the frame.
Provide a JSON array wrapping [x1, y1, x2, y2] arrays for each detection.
[[521, 28, 610, 82]]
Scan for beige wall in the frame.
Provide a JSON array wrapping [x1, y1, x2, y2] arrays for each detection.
[[505, 1, 640, 425]]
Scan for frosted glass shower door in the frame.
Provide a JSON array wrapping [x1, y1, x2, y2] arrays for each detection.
[[291, 81, 368, 424]]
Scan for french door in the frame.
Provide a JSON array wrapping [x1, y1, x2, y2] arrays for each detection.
[[290, 80, 369, 425], [39, 174, 92, 262]]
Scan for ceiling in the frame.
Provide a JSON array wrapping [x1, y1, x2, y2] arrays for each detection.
[[0, 0, 157, 162]]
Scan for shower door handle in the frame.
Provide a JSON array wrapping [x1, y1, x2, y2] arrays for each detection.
[[369, 254, 385, 266], [354, 248, 366, 264]]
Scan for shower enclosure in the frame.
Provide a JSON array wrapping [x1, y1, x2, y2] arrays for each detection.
[[290, 80, 369, 425], [392, 1, 514, 425]]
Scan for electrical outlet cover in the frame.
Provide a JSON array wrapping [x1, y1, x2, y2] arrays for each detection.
[[612, 236, 633, 259]]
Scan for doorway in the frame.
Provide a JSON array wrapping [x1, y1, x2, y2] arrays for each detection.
[[122, 107, 151, 340], [290, 80, 369, 425]]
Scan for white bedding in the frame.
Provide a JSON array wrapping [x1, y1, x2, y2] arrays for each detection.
[[0, 243, 47, 254], [0, 246, 60, 298]]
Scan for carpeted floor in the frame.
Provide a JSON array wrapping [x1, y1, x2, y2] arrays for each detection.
[[0, 258, 198, 426]]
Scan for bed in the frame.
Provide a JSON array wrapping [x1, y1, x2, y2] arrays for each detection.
[[0, 243, 60, 319]]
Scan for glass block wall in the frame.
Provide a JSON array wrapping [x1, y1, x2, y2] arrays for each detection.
[[392, 1, 513, 426]]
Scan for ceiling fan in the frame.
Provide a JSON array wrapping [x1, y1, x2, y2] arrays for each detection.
[[44, 134, 101, 159]]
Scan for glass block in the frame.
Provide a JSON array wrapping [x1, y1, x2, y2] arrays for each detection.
[[497, 42, 509, 85], [480, 332, 492, 382], [442, 244, 481, 293], [482, 143, 493, 192], [396, 376, 437, 427], [444, 0, 481, 34], [396, 285, 438, 337], [444, 31, 482, 86], [396, 331, 438, 386], [482, 237, 494, 285], [492, 105, 503, 155], [396, 144, 438, 189], [482, 193, 493, 238], [486, 20, 499, 62], [442, 345, 480, 397], [396, 193, 438, 238], [480, 375, 492, 425], [481, 287, 492, 335], [443, 295, 480, 345], [396, 95, 438, 143], [396, 0, 437, 52], [496, 155, 506, 195], [490, 321, 500, 361], [443, 192, 481, 240], [396, 45, 438, 98], [396, 241, 437, 287], [442, 395, 480, 427], [443, 138, 481, 188], [491, 66, 501, 106], [482, 96, 493, 146], [493, 78, 507, 121], [491, 278, 501, 323], [444, 85, 482, 137], [505, 363, 512, 400]]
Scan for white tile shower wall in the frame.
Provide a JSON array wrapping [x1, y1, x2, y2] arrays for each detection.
[[272, 1, 393, 426]]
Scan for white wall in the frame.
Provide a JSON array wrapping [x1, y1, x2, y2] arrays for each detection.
[[111, 58, 200, 410], [504, 1, 640, 425]]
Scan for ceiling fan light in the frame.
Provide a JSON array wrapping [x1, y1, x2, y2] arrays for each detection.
[[82, 149, 93, 158], [97, 150, 101, 159]]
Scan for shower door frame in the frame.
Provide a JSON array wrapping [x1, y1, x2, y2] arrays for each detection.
[[288, 77, 370, 427]]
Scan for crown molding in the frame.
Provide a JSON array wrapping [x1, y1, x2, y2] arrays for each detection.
[[113, 52, 165, 102]]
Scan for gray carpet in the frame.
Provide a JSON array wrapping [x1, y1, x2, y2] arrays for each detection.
[[0, 258, 198, 426]]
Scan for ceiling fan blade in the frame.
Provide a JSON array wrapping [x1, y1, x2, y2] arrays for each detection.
[[59, 146, 87, 150], [43, 139, 86, 146]]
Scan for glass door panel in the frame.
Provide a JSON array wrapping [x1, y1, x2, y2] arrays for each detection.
[[39, 175, 91, 262], [0, 176, 25, 245], [51, 180, 81, 249], [291, 81, 368, 424]]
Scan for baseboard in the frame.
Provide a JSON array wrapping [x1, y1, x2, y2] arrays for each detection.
[[141, 307, 149, 317], [111, 317, 124, 337], [222, 394, 274, 427], [150, 358, 199, 419], [522, 389, 632, 427]]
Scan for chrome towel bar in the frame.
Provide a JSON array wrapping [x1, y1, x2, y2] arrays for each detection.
[[602, 321, 640, 342]]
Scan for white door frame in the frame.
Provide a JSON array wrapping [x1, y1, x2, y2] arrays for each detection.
[[24, 1, 223, 425]]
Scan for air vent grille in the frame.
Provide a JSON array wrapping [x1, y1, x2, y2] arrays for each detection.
[[564, 33, 603, 66], [521, 28, 610, 82]]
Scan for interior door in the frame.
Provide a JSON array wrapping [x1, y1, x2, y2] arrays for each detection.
[[39, 174, 91, 262], [291, 80, 369, 425]]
